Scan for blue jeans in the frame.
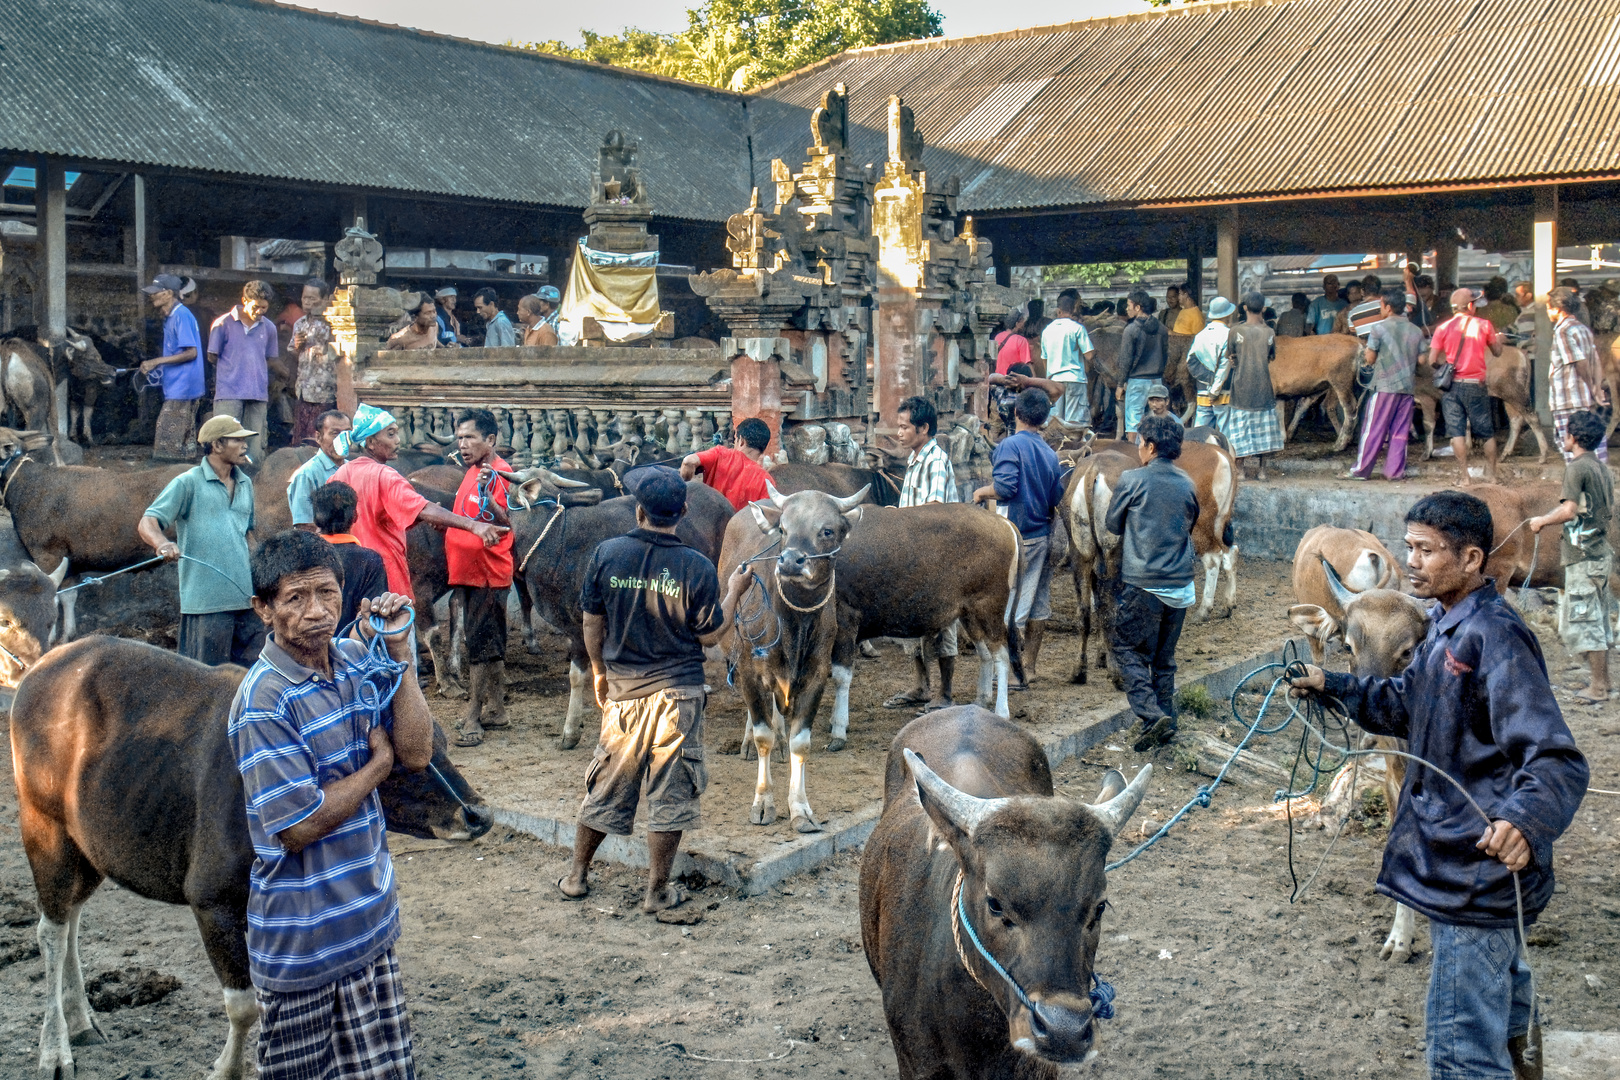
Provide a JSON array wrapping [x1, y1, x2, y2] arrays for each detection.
[[1124, 378, 1155, 435], [1426, 920, 1534, 1079]]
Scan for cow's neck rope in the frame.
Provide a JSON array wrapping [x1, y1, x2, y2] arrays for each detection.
[[517, 504, 565, 574], [951, 870, 1116, 1024], [775, 565, 836, 613], [1, 454, 34, 503]]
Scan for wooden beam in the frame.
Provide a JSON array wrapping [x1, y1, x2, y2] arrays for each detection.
[[1216, 208, 1239, 304], [39, 157, 67, 339], [1533, 186, 1557, 424]]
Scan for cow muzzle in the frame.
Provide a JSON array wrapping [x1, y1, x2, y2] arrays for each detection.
[[432, 800, 494, 841], [1011, 995, 1096, 1064]]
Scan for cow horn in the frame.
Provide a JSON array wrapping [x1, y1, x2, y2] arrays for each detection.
[[1318, 554, 1357, 612], [765, 480, 787, 508], [904, 748, 1011, 839], [495, 466, 590, 489], [1093, 768, 1126, 804], [423, 427, 454, 446], [42, 560, 68, 588], [832, 485, 870, 512], [1089, 763, 1153, 836]]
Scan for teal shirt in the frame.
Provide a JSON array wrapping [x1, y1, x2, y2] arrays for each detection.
[[287, 450, 343, 526], [144, 464, 256, 614]]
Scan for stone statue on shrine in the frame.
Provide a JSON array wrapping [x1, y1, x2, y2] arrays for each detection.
[[825, 422, 861, 466], [597, 130, 645, 205], [810, 83, 847, 154], [334, 219, 384, 285]]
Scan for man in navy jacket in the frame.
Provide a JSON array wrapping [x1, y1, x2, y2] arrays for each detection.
[[1292, 490, 1587, 1078]]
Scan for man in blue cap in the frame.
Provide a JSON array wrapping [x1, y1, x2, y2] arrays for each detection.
[[139, 273, 206, 461], [560, 465, 750, 917], [1188, 295, 1236, 431]]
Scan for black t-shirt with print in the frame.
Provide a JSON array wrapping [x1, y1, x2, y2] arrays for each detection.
[[580, 528, 723, 700]]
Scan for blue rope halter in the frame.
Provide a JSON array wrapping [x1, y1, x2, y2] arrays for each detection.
[[952, 871, 1115, 1024]]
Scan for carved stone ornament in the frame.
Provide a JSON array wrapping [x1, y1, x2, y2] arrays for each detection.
[[598, 130, 644, 205], [333, 218, 384, 285], [810, 83, 848, 154]]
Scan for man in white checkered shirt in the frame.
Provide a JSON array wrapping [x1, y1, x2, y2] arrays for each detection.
[[884, 396, 962, 712], [1548, 286, 1610, 463]]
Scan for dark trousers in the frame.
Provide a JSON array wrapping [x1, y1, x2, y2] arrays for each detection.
[[179, 609, 265, 667], [458, 584, 510, 664], [1107, 582, 1187, 722]]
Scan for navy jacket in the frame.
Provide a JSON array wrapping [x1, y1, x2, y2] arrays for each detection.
[[1323, 582, 1588, 927], [991, 430, 1066, 538], [1104, 457, 1199, 590]]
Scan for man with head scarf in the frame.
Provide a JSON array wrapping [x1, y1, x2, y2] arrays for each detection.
[[330, 404, 507, 598]]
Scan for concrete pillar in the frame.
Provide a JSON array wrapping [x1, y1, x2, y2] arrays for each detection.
[[993, 249, 1012, 288], [1533, 185, 1558, 424], [1216, 209, 1239, 303], [1432, 237, 1459, 293], [1184, 239, 1203, 305], [350, 193, 368, 228], [132, 173, 148, 303], [39, 157, 68, 340]]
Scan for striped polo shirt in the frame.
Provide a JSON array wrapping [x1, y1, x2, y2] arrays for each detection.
[[228, 635, 401, 993]]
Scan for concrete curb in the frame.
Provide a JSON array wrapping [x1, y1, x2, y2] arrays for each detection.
[[491, 639, 1310, 893]]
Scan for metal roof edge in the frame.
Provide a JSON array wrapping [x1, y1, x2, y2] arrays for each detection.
[[746, 0, 1288, 93], [966, 171, 1620, 218], [239, 0, 748, 101]]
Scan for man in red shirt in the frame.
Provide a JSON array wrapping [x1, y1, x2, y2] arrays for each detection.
[[448, 409, 515, 746], [679, 417, 773, 511], [330, 403, 506, 599], [1429, 288, 1504, 485]]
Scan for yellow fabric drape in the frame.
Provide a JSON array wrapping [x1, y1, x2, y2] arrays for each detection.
[[560, 250, 660, 326]]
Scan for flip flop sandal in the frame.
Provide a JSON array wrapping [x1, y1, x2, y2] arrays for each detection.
[[556, 876, 587, 901], [882, 691, 928, 709], [914, 700, 954, 715], [454, 729, 484, 747]]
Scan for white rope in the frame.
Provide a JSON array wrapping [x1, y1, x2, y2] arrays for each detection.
[[516, 504, 565, 574], [775, 567, 836, 613]]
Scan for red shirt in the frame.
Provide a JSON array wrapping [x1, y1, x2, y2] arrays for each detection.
[[1430, 314, 1498, 382], [329, 455, 428, 597], [445, 457, 514, 587], [994, 330, 1031, 375], [696, 445, 771, 511]]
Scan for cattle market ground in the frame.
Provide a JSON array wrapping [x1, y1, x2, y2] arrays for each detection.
[[3, 553, 1619, 1078]]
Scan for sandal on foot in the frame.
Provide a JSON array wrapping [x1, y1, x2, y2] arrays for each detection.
[[882, 690, 928, 709], [915, 699, 954, 715], [644, 882, 689, 914], [556, 876, 588, 901], [454, 729, 484, 747]]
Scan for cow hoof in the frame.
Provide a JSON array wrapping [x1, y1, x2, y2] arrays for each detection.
[[1380, 941, 1413, 964], [859, 640, 881, 660], [825, 737, 847, 752], [1070, 670, 1088, 685], [437, 683, 468, 701], [68, 1026, 104, 1047], [751, 801, 776, 826], [791, 814, 823, 834], [40, 1059, 74, 1080], [1191, 608, 1211, 624], [560, 731, 580, 750], [526, 642, 542, 656], [740, 741, 757, 761]]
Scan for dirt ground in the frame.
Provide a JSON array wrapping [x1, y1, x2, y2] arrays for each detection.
[[2, 552, 1617, 1078]]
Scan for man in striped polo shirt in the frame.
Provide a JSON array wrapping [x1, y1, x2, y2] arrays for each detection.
[[229, 530, 433, 1079]]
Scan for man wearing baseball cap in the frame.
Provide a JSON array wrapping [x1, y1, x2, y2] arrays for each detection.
[[139, 274, 207, 461], [560, 465, 750, 917], [1429, 287, 1504, 484], [138, 414, 262, 665], [433, 286, 465, 347]]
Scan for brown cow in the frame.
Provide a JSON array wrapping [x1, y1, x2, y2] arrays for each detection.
[[860, 707, 1151, 1077], [1288, 551, 1429, 964], [1271, 334, 1363, 451], [0, 339, 65, 463], [1467, 482, 1564, 591], [13, 635, 492, 1080]]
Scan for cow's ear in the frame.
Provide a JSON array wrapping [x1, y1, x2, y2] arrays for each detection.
[[842, 505, 863, 529], [749, 502, 781, 532], [513, 478, 547, 509], [1288, 604, 1340, 645]]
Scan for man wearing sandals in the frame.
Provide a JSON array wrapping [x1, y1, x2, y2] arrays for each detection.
[[1529, 410, 1615, 704], [560, 467, 750, 915], [884, 396, 960, 714], [448, 409, 514, 747]]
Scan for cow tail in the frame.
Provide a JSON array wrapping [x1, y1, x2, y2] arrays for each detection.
[[1002, 516, 1025, 685]]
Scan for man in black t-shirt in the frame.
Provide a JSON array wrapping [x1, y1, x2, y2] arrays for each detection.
[[559, 466, 748, 916]]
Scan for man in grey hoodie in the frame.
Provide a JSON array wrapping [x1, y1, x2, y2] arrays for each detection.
[[1104, 414, 1200, 751], [1118, 289, 1168, 443]]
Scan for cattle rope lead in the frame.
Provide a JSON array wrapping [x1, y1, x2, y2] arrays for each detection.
[[516, 504, 565, 574], [951, 870, 1116, 1025]]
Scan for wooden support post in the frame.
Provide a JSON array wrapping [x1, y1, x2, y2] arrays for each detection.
[[1184, 240, 1203, 304], [1533, 185, 1558, 425], [1433, 237, 1459, 293], [1216, 209, 1239, 303], [39, 157, 68, 341], [132, 173, 148, 300], [993, 249, 1011, 288]]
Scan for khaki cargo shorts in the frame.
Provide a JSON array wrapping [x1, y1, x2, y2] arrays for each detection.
[[1559, 552, 1616, 655], [578, 686, 708, 835], [902, 620, 960, 661]]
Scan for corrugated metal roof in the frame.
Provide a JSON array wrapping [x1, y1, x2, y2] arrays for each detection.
[[0, 0, 753, 221], [750, 0, 1620, 212]]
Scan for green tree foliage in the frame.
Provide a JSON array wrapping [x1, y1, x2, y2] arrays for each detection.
[[514, 0, 942, 91], [1042, 260, 1183, 286]]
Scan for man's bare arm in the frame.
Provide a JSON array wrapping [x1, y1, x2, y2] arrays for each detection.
[[279, 725, 393, 853], [679, 453, 702, 481], [697, 566, 755, 648], [417, 501, 508, 546]]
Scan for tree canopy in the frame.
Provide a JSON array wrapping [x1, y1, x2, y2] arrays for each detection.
[[515, 0, 943, 91]]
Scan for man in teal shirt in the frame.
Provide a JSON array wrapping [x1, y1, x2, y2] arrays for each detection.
[[287, 410, 351, 529], [139, 414, 261, 665]]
